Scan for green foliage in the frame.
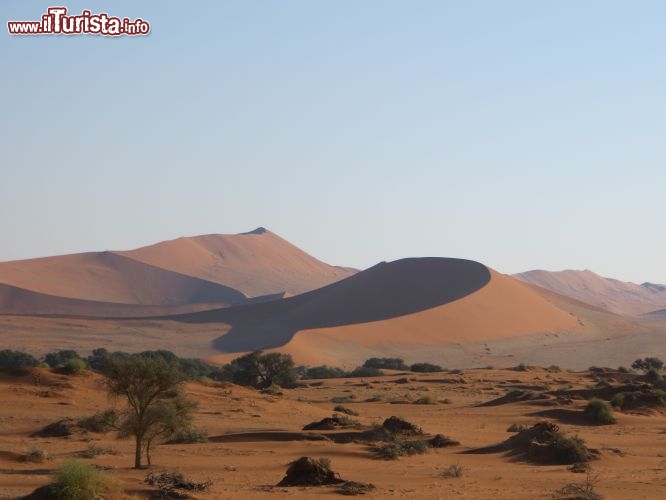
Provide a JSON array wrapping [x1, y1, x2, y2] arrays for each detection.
[[103, 353, 193, 468], [167, 426, 209, 444], [303, 365, 348, 379], [0, 349, 39, 371], [78, 410, 119, 433], [548, 365, 562, 373], [60, 358, 87, 375], [617, 366, 631, 373], [221, 351, 296, 388], [611, 388, 666, 411], [631, 357, 664, 373], [374, 439, 429, 459], [410, 362, 443, 373], [363, 357, 409, 370], [52, 459, 105, 500], [44, 349, 83, 368], [349, 366, 384, 377], [584, 399, 616, 425]]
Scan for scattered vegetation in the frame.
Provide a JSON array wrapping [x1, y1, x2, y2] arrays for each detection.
[[336, 481, 375, 496], [553, 471, 603, 500], [19, 448, 49, 463], [277, 457, 344, 486], [32, 418, 78, 438], [303, 365, 349, 379], [631, 357, 664, 373], [167, 426, 209, 444], [77, 443, 119, 458], [103, 352, 196, 468], [413, 394, 437, 405], [219, 350, 296, 388], [374, 439, 429, 459], [52, 459, 115, 500], [584, 398, 617, 425], [78, 410, 119, 433], [611, 388, 666, 411], [44, 350, 86, 370], [144, 471, 212, 497], [363, 357, 409, 371], [303, 414, 360, 430], [442, 463, 464, 478], [0, 349, 39, 372], [410, 362, 444, 373], [334, 405, 359, 416]]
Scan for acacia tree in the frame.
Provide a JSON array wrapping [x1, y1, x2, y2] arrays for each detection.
[[223, 351, 295, 388], [103, 353, 194, 468]]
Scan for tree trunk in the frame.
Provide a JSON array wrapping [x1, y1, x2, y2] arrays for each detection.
[[134, 434, 143, 469], [146, 438, 153, 466]]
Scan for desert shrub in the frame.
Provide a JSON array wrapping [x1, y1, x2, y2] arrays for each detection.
[[303, 365, 349, 379], [413, 394, 437, 405], [429, 434, 460, 448], [365, 394, 383, 402], [59, 358, 87, 375], [374, 439, 429, 459], [145, 471, 212, 495], [508, 423, 594, 465], [546, 434, 591, 464], [303, 414, 360, 430], [220, 351, 296, 388], [554, 472, 603, 500], [646, 368, 663, 384], [349, 366, 384, 377], [277, 457, 343, 486], [548, 365, 562, 373], [514, 363, 532, 371], [261, 383, 284, 395], [44, 350, 83, 369], [363, 358, 409, 371], [331, 395, 355, 404], [382, 416, 423, 436], [334, 405, 359, 416], [32, 418, 77, 437], [612, 388, 666, 411], [584, 399, 616, 425], [52, 459, 106, 500], [610, 393, 625, 409], [20, 448, 49, 463], [442, 463, 464, 478], [78, 410, 118, 433], [0, 349, 39, 371], [617, 366, 631, 374], [77, 444, 119, 458], [410, 362, 443, 373], [631, 357, 664, 373], [507, 423, 526, 433], [166, 426, 209, 444], [178, 357, 214, 380], [336, 481, 375, 495]]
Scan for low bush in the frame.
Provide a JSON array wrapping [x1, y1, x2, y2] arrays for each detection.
[[78, 410, 118, 433], [0, 349, 39, 372], [303, 365, 349, 379], [20, 448, 49, 463], [59, 358, 87, 375], [410, 362, 443, 373], [584, 399, 616, 425], [374, 439, 429, 459], [349, 366, 384, 378], [168, 426, 209, 444], [442, 463, 464, 478], [333, 405, 359, 416], [413, 394, 437, 405], [52, 459, 107, 500], [363, 358, 409, 371]]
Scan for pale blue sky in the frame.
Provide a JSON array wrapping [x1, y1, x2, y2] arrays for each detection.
[[2, 1, 665, 283]]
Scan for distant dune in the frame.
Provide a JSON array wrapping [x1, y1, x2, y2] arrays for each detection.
[[116, 228, 356, 298], [168, 257, 581, 366], [0, 228, 355, 317], [514, 269, 666, 316]]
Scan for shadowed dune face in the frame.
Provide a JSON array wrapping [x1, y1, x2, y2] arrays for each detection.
[[171, 258, 492, 351]]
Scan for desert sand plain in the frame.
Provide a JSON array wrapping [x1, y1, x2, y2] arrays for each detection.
[[1, 230, 666, 498], [1, 365, 666, 499]]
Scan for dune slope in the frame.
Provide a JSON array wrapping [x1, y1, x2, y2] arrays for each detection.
[[169, 257, 581, 365], [514, 269, 666, 316], [117, 228, 357, 297]]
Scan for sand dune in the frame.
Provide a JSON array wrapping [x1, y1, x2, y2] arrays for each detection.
[[168, 257, 581, 366], [514, 269, 666, 316], [0, 228, 355, 317], [117, 228, 357, 298]]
